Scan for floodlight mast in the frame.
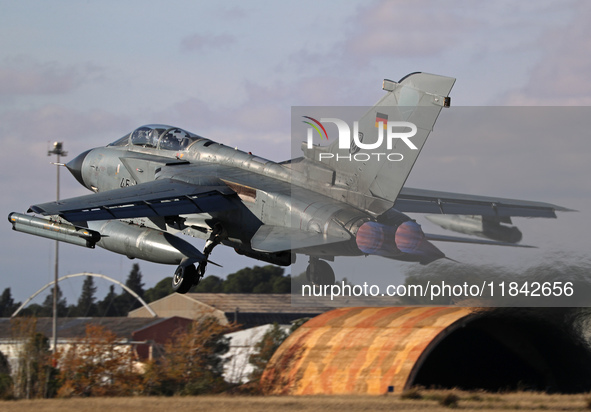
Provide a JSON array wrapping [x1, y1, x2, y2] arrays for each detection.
[[47, 142, 67, 355]]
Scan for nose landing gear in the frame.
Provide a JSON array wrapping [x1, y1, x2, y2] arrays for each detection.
[[171, 224, 226, 294], [197, 224, 225, 278]]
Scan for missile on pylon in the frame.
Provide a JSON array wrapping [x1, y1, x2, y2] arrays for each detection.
[[8, 212, 99, 248], [9, 212, 207, 265]]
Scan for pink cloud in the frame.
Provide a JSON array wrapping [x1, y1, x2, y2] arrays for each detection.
[[344, 0, 470, 59], [0, 56, 101, 96], [502, 1, 591, 105], [0, 104, 132, 144], [180, 33, 235, 52]]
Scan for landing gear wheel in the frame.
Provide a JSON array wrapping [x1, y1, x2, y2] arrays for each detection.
[[172, 264, 198, 294], [306, 259, 335, 286]]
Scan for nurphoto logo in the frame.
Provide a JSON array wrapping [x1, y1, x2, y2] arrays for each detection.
[[303, 114, 417, 162]]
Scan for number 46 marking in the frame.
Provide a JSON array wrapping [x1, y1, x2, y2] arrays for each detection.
[[120, 178, 135, 187]]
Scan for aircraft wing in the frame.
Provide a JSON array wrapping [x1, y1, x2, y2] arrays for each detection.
[[394, 187, 572, 218], [28, 178, 236, 222]]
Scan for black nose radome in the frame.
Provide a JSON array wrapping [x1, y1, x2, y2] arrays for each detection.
[[66, 149, 91, 187]]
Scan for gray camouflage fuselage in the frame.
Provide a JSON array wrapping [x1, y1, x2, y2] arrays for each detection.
[[75, 137, 384, 264], [10, 73, 568, 290]]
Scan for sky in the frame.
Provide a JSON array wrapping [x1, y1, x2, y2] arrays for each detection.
[[1, 0, 590, 306]]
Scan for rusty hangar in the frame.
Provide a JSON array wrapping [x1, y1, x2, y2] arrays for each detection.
[[261, 306, 591, 394]]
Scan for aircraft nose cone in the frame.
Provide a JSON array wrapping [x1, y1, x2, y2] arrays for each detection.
[[66, 149, 91, 187]]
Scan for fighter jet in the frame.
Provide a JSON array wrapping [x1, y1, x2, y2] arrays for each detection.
[[8, 73, 570, 293]]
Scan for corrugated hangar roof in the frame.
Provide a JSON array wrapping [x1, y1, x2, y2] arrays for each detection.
[[182, 293, 328, 313], [261, 306, 591, 394], [262, 306, 472, 395], [128, 293, 329, 328]]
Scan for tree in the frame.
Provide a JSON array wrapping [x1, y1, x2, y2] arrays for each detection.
[[144, 277, 174, 303], [123, 263, 145, 311], [0, 288, 20, 317], [290, 271, 308, 293], [18, 303, 44, 317], [248, 323, 288, 382], [10, 318, 58, 399], [143, 317, 231, 396], [126, 263, 145, 297], [268, 274, 290, 294], [223, 266, 285, 293], [57, 324, 142, 397], [193, 265, 289, 294], [113, 263, 145, 313], [0, 350, 13, 400], [41, 287, 68, 317], [193, 275, 224, 293], [72, 276, 97, 317], [96, 285, 124, 317]]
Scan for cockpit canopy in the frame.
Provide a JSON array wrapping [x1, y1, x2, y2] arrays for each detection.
[[108, 124, 204, 151]]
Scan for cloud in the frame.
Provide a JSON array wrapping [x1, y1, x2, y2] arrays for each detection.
[[0, 56, 102, 97], [156, 80, 290, 132], [406, 107, 591, 203], [150, 71, 393, 160], [0, 105, 134, 238], [343, 0, 471, 59], [155, 95, 288, 146], [180, 33, 235, 52], [501, 1, 591, 105], [218, 6, 249, 20], [0, 104, 133, 147], [157, 75, 349, 130], [148, 80, 298, 160]]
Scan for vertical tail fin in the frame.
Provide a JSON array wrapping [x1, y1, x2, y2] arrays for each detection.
[[303, 72, 455, 206]]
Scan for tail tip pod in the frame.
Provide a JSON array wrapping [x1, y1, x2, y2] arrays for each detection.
[[399, 72, 456, 96], [383, 72, 455, 107]]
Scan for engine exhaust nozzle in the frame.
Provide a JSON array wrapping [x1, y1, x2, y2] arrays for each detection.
[[356, 220, 445, 264]]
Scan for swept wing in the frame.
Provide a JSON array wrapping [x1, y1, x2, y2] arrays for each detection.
[[393, 187, 572, 218], [28, 178, 236, 222]]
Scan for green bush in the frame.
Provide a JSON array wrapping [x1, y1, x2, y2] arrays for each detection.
[[400, 387, 422, 400], [440, 392, 459, 408], [0, 374, 13, 400]]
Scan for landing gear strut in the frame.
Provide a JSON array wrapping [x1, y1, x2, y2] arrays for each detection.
[[172, 224, 226, 294], [197, 224, 225, 277], [305, 257, 335, 286]]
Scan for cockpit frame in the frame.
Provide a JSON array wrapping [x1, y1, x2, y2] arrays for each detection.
[[108, 124, 204, 152]]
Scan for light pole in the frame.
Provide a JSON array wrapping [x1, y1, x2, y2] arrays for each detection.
[[47, 142, 66, 354]]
